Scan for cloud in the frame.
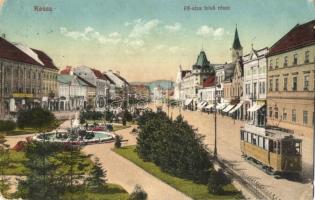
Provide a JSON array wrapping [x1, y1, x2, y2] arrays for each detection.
[[154, 44, 166, 50], [196, 25, 225, 38], [124, 39, 144, 49], [128, 18, 160, 38], [60, 27, 121, 44], [169, 46, 184, 54], [165, 22, 181, 32], [307, 0, 313, 3]]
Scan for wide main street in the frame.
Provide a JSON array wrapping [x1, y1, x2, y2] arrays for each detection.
[[157, 104, 313, 200]]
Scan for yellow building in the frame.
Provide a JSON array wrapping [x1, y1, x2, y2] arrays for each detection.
[[266, 20, 315, 138]]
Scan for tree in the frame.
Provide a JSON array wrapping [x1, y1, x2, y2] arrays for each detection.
[[0, 134, 9, 195], [17, 108, 56, 132], [128, 184, 147, 200], [207, 169, 229, 194], [85, 157, 107, 192], [114, 135, 122, 148]]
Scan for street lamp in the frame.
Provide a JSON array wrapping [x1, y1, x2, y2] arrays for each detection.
[[213, 76, 218, 159]]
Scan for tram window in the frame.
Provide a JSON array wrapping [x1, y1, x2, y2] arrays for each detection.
[[241, 131, 244, 140], [244, 132, 247, 142], [248, 133, 252, 143], [264, 139, 269, 150], [295, 142, 301, 155], [282, 140, 301, 155], [252, 134, 257, 145], [259, 137, 264, 148], [269, 140, 274, 152]]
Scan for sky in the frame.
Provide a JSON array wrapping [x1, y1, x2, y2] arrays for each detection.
[[0, 0, 314, 82]]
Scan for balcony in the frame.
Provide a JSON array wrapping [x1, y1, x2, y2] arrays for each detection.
[[267, 90, 314, 100]]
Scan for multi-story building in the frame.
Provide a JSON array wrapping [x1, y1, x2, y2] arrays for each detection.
[[243, 47, 268, 126], [0, 37, 58, 119], [103, 70, 130, 99], [222, 27, 244, 119], [181, 50, 215, 110], [57, 74, 96, 111], [266, 20, 315, 138]]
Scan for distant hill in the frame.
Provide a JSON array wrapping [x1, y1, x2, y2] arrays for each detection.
[[130, 80, 174, 91]]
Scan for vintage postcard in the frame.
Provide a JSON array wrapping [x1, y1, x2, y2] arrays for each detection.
[[0, 0, 314, 200]]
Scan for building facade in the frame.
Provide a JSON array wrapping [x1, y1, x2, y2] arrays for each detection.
[[181, 50, 215, 110], [0, 37, 58, 119], [266, 20, 315, 138], [243, 47, 268, 126]]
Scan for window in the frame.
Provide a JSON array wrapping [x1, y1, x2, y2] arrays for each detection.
[[304, 75, 309, 90], [264, 138, 269, 150], [274, 107, 278, 119], [269, 59, 273, 70], [275, 79, 279, 91], [269, 79, 273, 91], [33, 72, 36, 79], [283, 77, 288, 91], [269, 107, 273, 118], [303, 111, 308, 125], [262, 82, 265, 94], [284, 56, 288, 67], [305, 51, 309, 63], [293, 54, 298, 65], [292, 109, 296, 122], [283, 108, 287, 120], [259, 137, 264, 148], [292, 76, 297, 91], [275, 58, 279, 69]]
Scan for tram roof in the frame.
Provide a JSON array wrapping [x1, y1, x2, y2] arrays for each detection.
[[241, 124, 301, 141]]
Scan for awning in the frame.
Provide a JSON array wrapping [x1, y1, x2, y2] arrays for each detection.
[[197, 101, 204, 108], [216, 103, 227, 110], [185, 99, 193, 106], [200, 101, 208, 109], [247, 103, 265, 112], [42, 96, 48, 102], [229, 101, 244, 114], [205, 104, 214, 110], [222, 104, 235, 113]]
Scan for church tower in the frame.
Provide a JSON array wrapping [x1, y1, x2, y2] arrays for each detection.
[[231, 26, 243, 63]]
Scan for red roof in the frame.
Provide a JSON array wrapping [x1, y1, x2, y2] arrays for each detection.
[[0, 37, 40, 66], [60, 66, 72, 74], [91, 68, 105, 79], [203, 75, 215, 88], [32, 49, 58, 70], [268, 20, 315, 56]]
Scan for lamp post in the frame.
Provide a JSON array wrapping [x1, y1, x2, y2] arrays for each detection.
[[214, 76, 218, 159]]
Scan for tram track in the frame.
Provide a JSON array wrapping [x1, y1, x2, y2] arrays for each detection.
[[215, 156, 282, 200]]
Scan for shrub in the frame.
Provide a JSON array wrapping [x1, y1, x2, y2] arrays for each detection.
[[128, 185, 147, 200], [86, 157, 107, 192], [114, 135, 122, 148], [0, 120, 16, 131], [17, 108, 56, 131], [207, 169, 229, 194]]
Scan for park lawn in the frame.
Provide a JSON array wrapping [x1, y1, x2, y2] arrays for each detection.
[[114, 146, 243, 200], [62, 184, 129, 200], [4, 149, 93, 176], [1, 119, 65, 136]]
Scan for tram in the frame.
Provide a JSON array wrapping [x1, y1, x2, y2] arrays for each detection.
[[240, 124, 302, 175]]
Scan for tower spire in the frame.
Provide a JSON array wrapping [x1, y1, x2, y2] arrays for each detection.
[[232, 26, 242, 50]]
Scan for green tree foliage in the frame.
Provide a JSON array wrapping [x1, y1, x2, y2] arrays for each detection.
[[0, 120, 16, 131], [0, 134, 9, 195], [17, 108, 56, 131], [128, 184, 147, 200], [114, 135, 122, 148], [208, 169, 230, 194], [85, 157, 107, 192], [16, 142, 90, 200], [136, 111, 212, 184]]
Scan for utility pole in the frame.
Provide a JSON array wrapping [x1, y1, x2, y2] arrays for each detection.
[[214, 76, 217, 159]]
